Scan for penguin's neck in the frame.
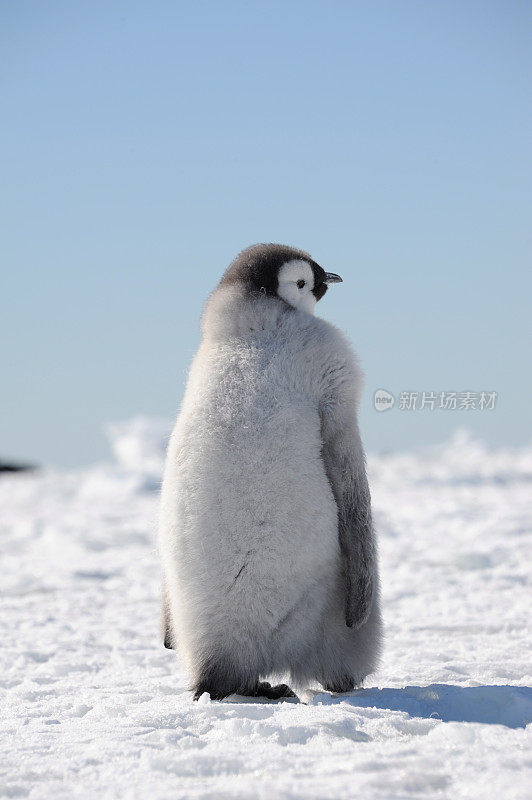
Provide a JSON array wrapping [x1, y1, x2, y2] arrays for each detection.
[[202, 285, 296, 340]]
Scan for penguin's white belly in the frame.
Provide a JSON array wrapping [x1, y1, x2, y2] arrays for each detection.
[[162, 396, 339, 665]]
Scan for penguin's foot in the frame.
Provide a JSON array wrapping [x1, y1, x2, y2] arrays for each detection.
[[324, 677, 355, 694], [252, 681, 296, 700], [193, 680, 296, 701]]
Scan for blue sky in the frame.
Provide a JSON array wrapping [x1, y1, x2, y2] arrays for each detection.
[[2, 1, 531, 467]]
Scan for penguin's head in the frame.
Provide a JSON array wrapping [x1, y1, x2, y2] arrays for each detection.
[[220, 243, 342, 315]]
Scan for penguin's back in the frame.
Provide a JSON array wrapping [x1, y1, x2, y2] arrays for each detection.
[[160, 294, 344, 674]]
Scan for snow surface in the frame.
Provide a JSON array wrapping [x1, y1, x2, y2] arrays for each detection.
[[1, 418, 531, 799]]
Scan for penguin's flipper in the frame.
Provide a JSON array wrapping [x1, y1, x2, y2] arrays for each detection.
[[163, 623, 174, 649], [161, 581, 174, 649], [320, 397, 377, 631], [340, 466, 376, 631]]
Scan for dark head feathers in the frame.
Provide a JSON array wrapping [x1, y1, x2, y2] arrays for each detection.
[[220, 243, 330, 302]]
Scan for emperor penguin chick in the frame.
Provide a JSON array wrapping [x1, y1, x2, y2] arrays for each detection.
[[159, 243, 382, 700]]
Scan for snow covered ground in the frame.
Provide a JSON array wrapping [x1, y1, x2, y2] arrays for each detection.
[[1, 418, 531, 799]]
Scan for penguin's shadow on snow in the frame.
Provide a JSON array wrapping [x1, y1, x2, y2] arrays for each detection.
[[313, 683, 532, 729]]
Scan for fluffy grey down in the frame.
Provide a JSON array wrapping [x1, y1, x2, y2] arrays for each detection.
[[159, 281, 382, 699]]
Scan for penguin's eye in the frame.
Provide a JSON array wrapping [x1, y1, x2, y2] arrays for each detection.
[[297, 279, 306, 289]]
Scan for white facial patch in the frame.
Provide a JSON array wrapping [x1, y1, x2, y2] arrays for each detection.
[[277, 260, 316, 314]]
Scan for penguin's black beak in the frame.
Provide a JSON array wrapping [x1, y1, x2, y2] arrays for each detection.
[[324, 272, 343, 284]]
